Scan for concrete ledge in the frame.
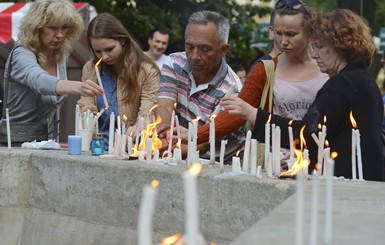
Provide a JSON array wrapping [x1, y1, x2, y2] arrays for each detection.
[[0, 148, 295, 244]]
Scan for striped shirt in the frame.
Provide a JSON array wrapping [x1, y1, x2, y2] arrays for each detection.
[[158, 52, 245, 163]]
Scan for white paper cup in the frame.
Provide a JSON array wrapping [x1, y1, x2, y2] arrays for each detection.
[[78, 129, 93, 152]]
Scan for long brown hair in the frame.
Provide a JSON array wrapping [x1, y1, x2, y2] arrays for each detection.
[[87, 13, 156, 103]]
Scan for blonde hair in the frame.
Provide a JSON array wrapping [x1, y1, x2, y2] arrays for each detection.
[[18, 0, 84, 66]]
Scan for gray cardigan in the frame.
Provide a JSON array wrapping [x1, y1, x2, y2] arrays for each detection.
[[5, 46, 67, 139]]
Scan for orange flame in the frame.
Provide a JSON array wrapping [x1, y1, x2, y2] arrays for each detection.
[[325, 139, 329, 148], [161, 233, 181, 245], [192, 116, 201, 123], [299, 125, 306, 150], [173, 102, 177, 109], [175, 139, 181, 149], [151, 179, 159, 188], [331, 152, 338, 159], [149, 104, 159, 112], [188, 163, 202, 176], [122, 114, 127, 122], [318, 123, 322, 130], [288, 119, 293, 126], [350, 111, 357, 129], [324, 115, 327, 124], [210, 114, 217, 120], [236, 150, 240, 157], [133, 115, 163, 157], [95, 57, 103, 67]]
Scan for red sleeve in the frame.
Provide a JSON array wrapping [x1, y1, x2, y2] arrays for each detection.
[[197, 58, 274, 144]]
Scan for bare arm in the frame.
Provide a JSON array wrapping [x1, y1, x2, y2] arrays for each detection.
[[55, 79, 104, 97], [155, 98, 175, 138]]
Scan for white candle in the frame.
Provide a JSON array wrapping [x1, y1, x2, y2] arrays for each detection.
[[127, 135, 133, 156], [168, 110, 175, 154], [317, 131, 323, 173], [355, 130, 364, 180], [232, 154, 241, 174], [219, 140, 228, 173], [146, 137, 152, 162], [120, 132, 127, 157], [242, 130, 252, 172], [209, 115, 216, 165], [137, 180, 159, 245], [325, 155, 335, 243], [323, 147, 330, 177], [288, 124, 294, 166], [271, 123, 276, 173], [108, 112, 115, 155], [351, 129, 357, 180], [267, 152, 273, 178], [187, 122, 192, 166], [264, 120, 271, 168], [310, 170, 320, 245], [192, 118, 199, 153], [135, 116, 143, 151], [174, 147, 182, 163], [117, 115, 121, 132], [274, 126, 281, 176], [94, 58, 109, 109], [183, 163, 202, 245], [175, 115, 181, 145], [296, 171, 305, 245], [114, 130, 121, 157], [75, 104, 82, 135], [153, 149, 159, 162], [6, 108, 11, 149], [250, 139, 257, 175]]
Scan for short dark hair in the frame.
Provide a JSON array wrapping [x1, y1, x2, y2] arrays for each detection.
[[149, 28, 170, 39]]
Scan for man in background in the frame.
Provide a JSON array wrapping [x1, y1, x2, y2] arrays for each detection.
[[144, 28, 170, 69]]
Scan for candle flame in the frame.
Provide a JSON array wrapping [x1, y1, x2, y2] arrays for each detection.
[[349, 110, 357, 129], [151, 179, 159, 188], [318, 123, 322, 130], [149, 104, 159, 112], [331, 152, 338, 159], [161, 233, 181, 245], [122, 114, 127, 122], [95, 57, 103, 67], [236, 150, 240, 157], [279, 143, 310, 178], [288, 119, 293, 126], [173, 102, 177, 109], [210, 114, 217, 120], [267, 114, 271, 124], [176, 139, 181, 149], [325, 139, 329, 147], [324, 115, 327, 124], [188, 163, 202, 176], [192, 116, 201, 123], [299, 125, 306, 150]]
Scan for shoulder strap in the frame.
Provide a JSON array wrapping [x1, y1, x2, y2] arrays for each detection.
[[2, 45, 21, 119], [260, 59, 276, 113]]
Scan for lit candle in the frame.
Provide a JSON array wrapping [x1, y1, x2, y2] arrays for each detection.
[[288, 120, 294, 167], [187, 122, 192, 166], [355, 130, 364, 180], [137, 179, 159, 245], [232, 151, 241, 174], [325, 152, 336, 243], [310, 168, 320, 245], [351, 128, 357, 180], [242, 130, 252, 172], [168, 110, 175, 155], [175, 115, 181, 145], [108, 112, 115, 155], [219, 139, 228, 173], [6, 108, 11, 149], [323, 145, 330, 177], [250, 139, 257, 175], [94, 57, 109, 109], [296, 171, 305, 245], [209, 115, 216, 165], [264, 115, 271, 169], [183, 163, 202, 245], [192, 117, 200, 153]]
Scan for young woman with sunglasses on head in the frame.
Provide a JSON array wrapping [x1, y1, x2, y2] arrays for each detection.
[[195, 0, 328, 166]]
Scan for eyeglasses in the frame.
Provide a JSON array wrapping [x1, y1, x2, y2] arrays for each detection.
[[275, 0, 305, 10]]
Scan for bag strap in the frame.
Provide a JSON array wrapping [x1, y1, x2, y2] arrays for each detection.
[[260, 59, 276, 113]]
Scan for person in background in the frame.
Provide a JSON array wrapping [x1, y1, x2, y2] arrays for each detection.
[[144, 28, 170, 69], [156, 10, 245, 163], [194, 0, 328, 166], [376, 49, 385, 93], [78, 13, 160, 149], [5, 0, 103, 140], [224, 9, 385, 181], [231, 63, 247, 84]]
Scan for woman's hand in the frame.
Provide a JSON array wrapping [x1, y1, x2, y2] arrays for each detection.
[[220, 95, 258, 125]]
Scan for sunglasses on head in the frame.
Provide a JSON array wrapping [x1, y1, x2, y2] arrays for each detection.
[[276, 0, 305, 10]]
